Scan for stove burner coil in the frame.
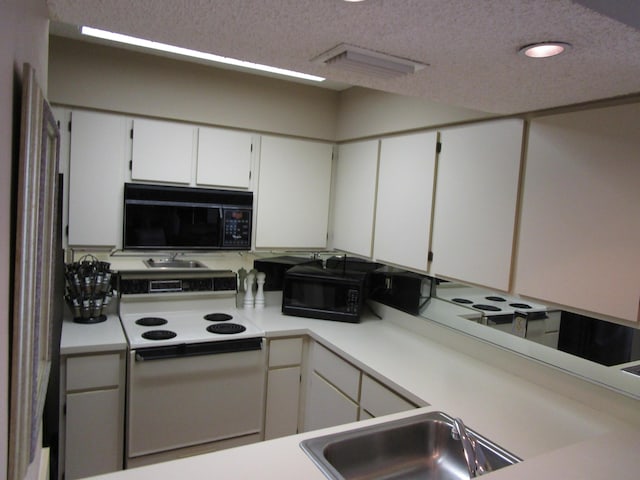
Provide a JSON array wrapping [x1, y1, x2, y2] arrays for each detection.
[[485, 296, 506, 302], [204, 313, 234, 322], [141, 330, 177, 340], [136, 317, 168, 327], [452, 298, 473, 304], [472, 304, 502, 312], [509, 302, 532, 309], [207, 323, 246, 335]]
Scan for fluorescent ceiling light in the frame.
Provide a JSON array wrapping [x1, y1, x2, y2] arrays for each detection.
[[81, 26, 325, 82], [519, 41, 572, 58]]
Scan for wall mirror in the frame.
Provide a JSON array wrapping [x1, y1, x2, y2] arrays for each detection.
[[9, 63, 61, 480], [429, 280, 640, 400]]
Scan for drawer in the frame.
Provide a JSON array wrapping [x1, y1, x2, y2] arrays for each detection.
[[360, 374, 417, 418], [311, 343, 360, 402], [268, 337, 304, 367], [66, 353, 122, 391]]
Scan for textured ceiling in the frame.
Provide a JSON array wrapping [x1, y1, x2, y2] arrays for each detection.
[[46, 0, 640, 114]]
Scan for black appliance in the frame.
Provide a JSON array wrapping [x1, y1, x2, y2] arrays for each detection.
[[123, 183, 253, 250], [282, 265, 368, 323], [369, 267, 434, 315], [325, 256, 383, 273], [558, 311, 639, 367], [253, 256, 322, 291]]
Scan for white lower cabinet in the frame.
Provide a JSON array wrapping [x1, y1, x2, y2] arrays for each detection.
[[61, 352, 125, 480], [304, 371, 359, 432], [264, 337, 304, 440], [302, 341, 419, 432], [360, 374, 418, 418]]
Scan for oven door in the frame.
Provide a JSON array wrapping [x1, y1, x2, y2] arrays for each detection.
[[127, 340, 265, 461]]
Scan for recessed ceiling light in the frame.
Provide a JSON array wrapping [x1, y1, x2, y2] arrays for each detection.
[[519, 42, 572, 58], [81, 26, 325, 82]]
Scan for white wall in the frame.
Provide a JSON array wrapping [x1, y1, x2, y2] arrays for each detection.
[[48, 36, 340, 141], [0, 2, 50, 479]]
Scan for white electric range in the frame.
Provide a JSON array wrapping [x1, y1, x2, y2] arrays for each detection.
[[118, 270, 266, 467]]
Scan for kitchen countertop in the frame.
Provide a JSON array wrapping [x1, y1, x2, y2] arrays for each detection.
[[60, 304, 127, 355], [69, 296, 640, 480]]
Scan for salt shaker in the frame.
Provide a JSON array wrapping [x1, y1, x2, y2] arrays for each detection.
[[255, 272, 266, 309], [243, 272, 255, 308]]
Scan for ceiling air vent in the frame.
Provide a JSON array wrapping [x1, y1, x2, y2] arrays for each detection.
[[312, 44, 427, 78]]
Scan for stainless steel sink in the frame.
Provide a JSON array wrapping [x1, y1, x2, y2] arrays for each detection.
[[144, 258, 207, 269], [300, 411, 521, 480]]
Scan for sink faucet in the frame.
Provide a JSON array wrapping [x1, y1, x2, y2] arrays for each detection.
[[452, 418, 492, 477]]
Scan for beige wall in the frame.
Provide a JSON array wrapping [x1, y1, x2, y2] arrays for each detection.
[[48, 36, 340, 141], [48, 36, 494, 143], [335, 86, 493, 141], [1, 1, 50, 479]]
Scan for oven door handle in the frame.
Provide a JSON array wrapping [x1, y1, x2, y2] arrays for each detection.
[[134, 337, 263, 361]]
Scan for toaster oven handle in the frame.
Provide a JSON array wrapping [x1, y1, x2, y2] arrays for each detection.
[[134, 337, 263, 361]]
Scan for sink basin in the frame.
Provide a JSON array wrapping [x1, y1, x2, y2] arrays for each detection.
[[300, 411, 521, 480], [144, 258, 207, 269]]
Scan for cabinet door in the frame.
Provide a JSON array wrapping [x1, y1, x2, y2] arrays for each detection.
[[360, 375, 417, 418], [196, 127, 252, 189], [268, 337, 303, 367], [256, 136, 333, 249], [310, 343, 360, 402], [304, 371, 359, 432], [431, 119, 523, 290], [374, 132, 438, 271], [331, 140, 379, 257], [131, 118, 194, 184], [264, 366, 301, 440], [68, 110, 127, 247], [65, 389, 122, 479], [516, 104, 640, 322]]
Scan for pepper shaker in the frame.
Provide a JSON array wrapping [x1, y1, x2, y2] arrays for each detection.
[[255, 272, 266, 309]]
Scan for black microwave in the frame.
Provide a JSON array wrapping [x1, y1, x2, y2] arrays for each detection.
[[282, 265, 368, 323], [123, 183, 253, 250]]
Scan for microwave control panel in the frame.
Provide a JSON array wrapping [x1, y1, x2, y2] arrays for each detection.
[[347, 288, 360, 313], [222, 209, 252, 248]]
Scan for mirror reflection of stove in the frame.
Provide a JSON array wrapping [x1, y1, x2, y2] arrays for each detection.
[[204, 312, 233, 322]]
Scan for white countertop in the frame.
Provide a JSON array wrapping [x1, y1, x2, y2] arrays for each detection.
[[61, 304, 127, 355], [67, 296, 640, 480]]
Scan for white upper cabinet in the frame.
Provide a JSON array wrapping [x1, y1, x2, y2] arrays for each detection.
[[516, 104, 640, 323], [131, 118, 195, 184], [431, 119, 524, 291], [67, 110, 128, 247], [331, 140, 379, 257], [373, 131, 438, 272], [255, 136, 333, 249], [196, 127, 252, 189]]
